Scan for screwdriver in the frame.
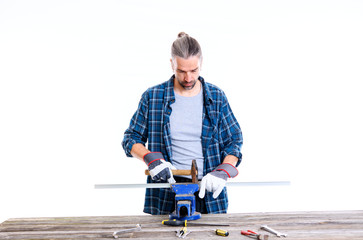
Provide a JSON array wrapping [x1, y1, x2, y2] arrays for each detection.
[[162, 219, 229, 227]]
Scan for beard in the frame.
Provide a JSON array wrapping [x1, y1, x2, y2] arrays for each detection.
[[177, 78, 197, 90]]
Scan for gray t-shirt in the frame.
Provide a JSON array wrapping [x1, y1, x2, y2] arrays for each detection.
[[170, 89, 204, 179]]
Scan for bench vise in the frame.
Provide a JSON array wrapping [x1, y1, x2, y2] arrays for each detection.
[[169, 160, 201, 221], [145, 159, 201, 220], [169, 182, 201, 221]]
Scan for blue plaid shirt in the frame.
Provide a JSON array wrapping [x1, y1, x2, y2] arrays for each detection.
[[122, 75, 243, 214]]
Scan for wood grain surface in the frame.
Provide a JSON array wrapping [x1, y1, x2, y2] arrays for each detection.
[[1, 210, 363, 239]]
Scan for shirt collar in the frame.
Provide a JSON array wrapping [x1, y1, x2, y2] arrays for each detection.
[[199, 76, 213, 105], [165, 75, 213, 105], [165, 75, 176, 103]]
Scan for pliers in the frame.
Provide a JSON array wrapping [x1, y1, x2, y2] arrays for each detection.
[[176, 221, 191, 238], [241, 230, 268, 240]]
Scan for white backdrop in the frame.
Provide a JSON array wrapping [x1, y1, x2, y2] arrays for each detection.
[[1, 0, 363, 223]]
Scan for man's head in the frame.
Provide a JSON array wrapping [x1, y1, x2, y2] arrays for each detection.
[[171, 32, 202, 61], [171, 32, 202, 91]]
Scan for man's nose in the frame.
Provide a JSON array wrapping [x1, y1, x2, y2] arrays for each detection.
[[184, 72, 192, 81]]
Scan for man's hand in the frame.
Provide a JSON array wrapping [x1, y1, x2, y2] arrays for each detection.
[[198, 163, 238, 199], [144, 152, 176, 183]]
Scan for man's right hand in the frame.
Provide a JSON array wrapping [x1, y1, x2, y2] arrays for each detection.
[[143, 152, 176, 183]]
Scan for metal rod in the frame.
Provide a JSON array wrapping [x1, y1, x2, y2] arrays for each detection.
[[95, 183, 172, 189], [226, 181, 291, 187], [94, 181, 290, 189]]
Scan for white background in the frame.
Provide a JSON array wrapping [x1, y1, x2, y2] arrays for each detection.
[[1, 0, 363, 223]]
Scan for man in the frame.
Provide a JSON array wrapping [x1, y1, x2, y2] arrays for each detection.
[[122, 32, 243, 215]]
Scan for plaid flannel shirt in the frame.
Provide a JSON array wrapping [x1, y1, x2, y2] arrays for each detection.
[[122, 75, 243, 214]]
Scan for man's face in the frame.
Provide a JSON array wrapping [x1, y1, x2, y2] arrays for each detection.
[[171, 56, 201, 90]]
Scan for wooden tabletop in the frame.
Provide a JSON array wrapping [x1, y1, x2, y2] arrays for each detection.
[[1, 210, 363, 239]]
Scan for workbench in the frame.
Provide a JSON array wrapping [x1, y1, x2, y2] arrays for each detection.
[[1, 210, 363, 239]]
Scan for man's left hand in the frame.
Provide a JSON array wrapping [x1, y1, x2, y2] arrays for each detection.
[[198, 163, 238, 199]]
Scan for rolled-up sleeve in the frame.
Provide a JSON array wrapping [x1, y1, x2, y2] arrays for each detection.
[[122, 91, 149, 157]]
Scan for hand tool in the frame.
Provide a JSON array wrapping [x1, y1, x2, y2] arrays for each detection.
[[167, 160, 201, 221], [112, 224, 141, 238], [146, 158, 199, 183], [176, 228, 191, 238], [241, 230, 268, 240], [162, 219, 230, 227], [176, 221, 191, 238], [215, 229, 229, 236], [163, 219, 188, 226], [260, 225, 287, 237]]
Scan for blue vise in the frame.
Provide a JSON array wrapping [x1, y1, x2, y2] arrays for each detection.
[[169, 160, 201, 221], [169, 183, 201, 221]]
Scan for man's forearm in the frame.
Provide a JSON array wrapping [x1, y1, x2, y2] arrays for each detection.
[[222, 155, 238, 167], [130, 143, 150, 161]]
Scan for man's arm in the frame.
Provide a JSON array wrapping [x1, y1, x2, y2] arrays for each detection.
[[199, 90, 242, 199], [122, 91, 149, 157], [219, 93, 243, 167], [199, 156, 239, 199], [130, 143, 150, 161], [222, 155, 238, 167]]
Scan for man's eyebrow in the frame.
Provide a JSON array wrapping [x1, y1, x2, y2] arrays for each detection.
[[177, 67, 199, 72]]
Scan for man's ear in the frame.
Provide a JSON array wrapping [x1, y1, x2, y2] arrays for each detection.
[[170, 58, 175, 72]]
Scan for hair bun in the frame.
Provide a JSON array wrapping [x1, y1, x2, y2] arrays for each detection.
[[178, 32, 189, 38]]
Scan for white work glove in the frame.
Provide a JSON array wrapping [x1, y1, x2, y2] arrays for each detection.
[[144, 152, 176, 183], [199, 163, 238, 199]]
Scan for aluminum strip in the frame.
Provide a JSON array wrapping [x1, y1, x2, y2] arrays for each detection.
[[94, 183, 171, 189], [94, 181, 290, 189], [226, 181, 291, 186]]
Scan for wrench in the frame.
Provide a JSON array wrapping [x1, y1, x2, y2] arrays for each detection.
[[113, 224, 141, 238], [260, 225, 287, 237]]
